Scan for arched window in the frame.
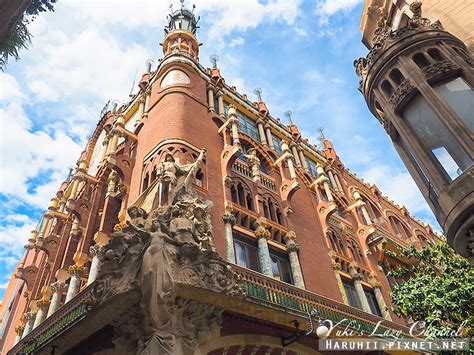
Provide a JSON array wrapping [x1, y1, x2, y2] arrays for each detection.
[[237, 183, 245, 206], [195, 168, 204, 187], [389, 216, 411, 240], [389, 68, 405, 86], [231, 185, 238, 204], [246, 194, 254, 211], [348, 239, 364, 264], [413, 53, 430, 68], [151, 168, 157, 183], [143, 172, 149, 192], [427, 48, 442, 62], [381, 80, 394, 96], [328, 230, 345, 256]]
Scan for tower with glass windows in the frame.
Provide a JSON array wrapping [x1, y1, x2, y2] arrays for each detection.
[[1, 2, 443, 354], [355, 0, 473, 261]]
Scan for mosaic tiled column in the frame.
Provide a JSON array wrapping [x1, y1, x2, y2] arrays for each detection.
[[255, 227, 273, 278], [223, 214, 236, 263], [21, 312, 36, 338], [65, 265, 85, 303], [87, 244, 106, 285], [371, 281, 392, 320], [13, 324, 25, 345], [47, 282, 67, 317], [349, 266, 371, 313], [331, 259, 348, 304], [32, 299, 50, 329], [284, 232, 305, 289]]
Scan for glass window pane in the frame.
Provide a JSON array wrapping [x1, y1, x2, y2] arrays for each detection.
[[364, 288, 383, 317], [342, 279, 362, 309], [271, 257, 281, 280], [272, 134, 282, 155], [434, 77, 474, 133], [234, 242, 247, 268], [246, 246, 260, 272], [279, 259, 292, 284], [403, 94, 472, 182]]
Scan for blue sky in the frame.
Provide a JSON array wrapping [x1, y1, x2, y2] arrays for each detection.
[[0, 0, 440, 299]]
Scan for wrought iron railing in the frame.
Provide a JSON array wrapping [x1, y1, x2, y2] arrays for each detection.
[[9, 284, 94, 355], [233, 265, 411, 336]]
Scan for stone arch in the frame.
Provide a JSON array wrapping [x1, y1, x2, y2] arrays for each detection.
[[261, 193, 285, 226], [325, 227, 346, 256], [195, 334, 320, 355], [239, 135, 276, 174], [229, 176, 254, 211], [385, 211, 413, 239]]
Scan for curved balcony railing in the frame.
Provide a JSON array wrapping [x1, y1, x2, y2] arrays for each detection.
[[233, 264, 411, 337], [9, 284, 95, 355]]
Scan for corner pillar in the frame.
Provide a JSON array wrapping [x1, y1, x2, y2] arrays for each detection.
[[284, 231, 305, 289]]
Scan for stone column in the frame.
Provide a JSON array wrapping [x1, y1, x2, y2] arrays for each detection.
[[142, 89, 151, 119], [298, 147, 308, 170], [371, 281, 392, 320], [227, 106, 240, 146], [14, 325, 25, 345], [137, 96, 145, 121], [317, 165, 333, 201], [207, 87, 215, 111], [281, 141, 297, 180], [217, 92, 225, 117], [87, 244, 105, 285], [327, 170, 338, 191], [21, 312, 36, 338], [353, 191, 371, 225], [349, 266, 371, 313], [255, 227, 273, 277], [331, 260, 349, 304], [47, 282, 67, 317], [257, 120, 268, 146], [265, 125, 274, 148], [32, 300, 50, 329], [222, 214, 236, 263], [65, 265, 85, 303], [290, 143, 302, 166], [284, 231, 305, 289]]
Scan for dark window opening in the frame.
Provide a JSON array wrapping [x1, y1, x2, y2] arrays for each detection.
[[413, 53, 430, 68], [389, 68, 405, 85], [427, 48, 442, 62], [381, 80, 394, 96]]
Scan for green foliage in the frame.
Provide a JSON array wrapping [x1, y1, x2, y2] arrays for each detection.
[[386, 242, 474, 338], [0, 0, 57, 71], [0, 20, 31, 71]]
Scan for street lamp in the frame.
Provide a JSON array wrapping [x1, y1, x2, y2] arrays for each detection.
[[354, 2, 474, 261], [281, 309, 330, 347]]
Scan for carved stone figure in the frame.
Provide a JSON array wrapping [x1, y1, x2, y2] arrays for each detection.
[[137, 149, 206, 212], [92, 148, 243, 354]]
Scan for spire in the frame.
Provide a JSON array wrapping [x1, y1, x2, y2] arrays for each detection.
[[162, 1, 200, 61], [284, 110, 293, 125], [253, 88, 269, 118]]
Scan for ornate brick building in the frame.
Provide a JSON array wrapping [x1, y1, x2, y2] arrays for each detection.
[[1, 3, 442, 354]]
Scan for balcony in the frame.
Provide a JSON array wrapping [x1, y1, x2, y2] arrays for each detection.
[[234, 265, 411, 337], [231, 159, 276, 192], [10, 264, 413, 354]]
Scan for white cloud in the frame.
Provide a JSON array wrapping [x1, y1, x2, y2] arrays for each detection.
[[294, 27, 308, 37], [229, 36, 245, 47], [316, 0, 363, 17]]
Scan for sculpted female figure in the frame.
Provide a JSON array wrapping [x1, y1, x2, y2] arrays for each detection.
[[139, 218, 179, 348]]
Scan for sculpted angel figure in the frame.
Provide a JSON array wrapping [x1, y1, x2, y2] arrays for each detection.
[[137, 148, 206, 213]]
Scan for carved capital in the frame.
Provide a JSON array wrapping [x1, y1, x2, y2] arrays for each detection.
[[370, 281, 382, 289], [331, 260, 342, 271], [286, 242, 300, 253], [23, 312, 36, 321], [255, 227, 270, 240], [90, 244, 106, 260], [68, 264, 86, 277], [352, 272, 364, 281], [284, 230, 297, 244], [15, 324, 25, 335], [36, 299, 50, 309], [50, 281, 68, 293], [222, 214, 236, 226]]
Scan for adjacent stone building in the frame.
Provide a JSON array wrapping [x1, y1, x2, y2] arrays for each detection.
[[0, 3, 442, 354]]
